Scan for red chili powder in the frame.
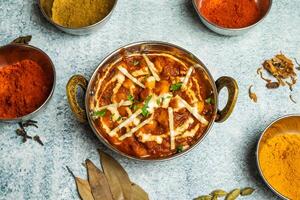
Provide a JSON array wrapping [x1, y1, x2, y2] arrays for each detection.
[[0, 59, 52, 119], [199, 0, 262, 28]]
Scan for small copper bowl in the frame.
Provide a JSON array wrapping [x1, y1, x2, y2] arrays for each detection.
[[0, 37, 56, 122], [192, 0, 272, 36]]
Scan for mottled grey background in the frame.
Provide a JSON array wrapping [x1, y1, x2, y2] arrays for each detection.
[[0, 0, 299, 199]]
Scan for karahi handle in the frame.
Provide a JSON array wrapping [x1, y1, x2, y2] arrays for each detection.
[[11, 35, 32, 44], [66, 75, 88, 123], [215, 76, 238, 123]]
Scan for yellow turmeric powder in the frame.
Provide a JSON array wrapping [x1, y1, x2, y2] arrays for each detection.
[[259, 133, 300, 199], [41, 0, 115, 28]]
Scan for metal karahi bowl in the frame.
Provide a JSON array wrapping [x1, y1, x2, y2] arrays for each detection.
[[38, 0, 118, 35], [0, 38, 56, 123], [192, 0, 273, 36], [256, 114, 300, 200], [66, 41, 239, 161]]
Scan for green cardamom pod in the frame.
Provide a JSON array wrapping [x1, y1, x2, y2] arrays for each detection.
[[210, 189, 227, 197], [194, 195, 213, 200], [212, 195, 218, 200], [240, 187, 255, 196], [225, 189, 240, 200], [12, 36, 32, 44]]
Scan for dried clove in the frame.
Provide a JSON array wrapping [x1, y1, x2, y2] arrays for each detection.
[[33, 135, 44, 146], [15, 120, 43, 146]]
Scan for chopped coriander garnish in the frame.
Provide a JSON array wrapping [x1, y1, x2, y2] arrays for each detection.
[[161, 97, 165, 105], [128, 94, 134, 103], [93, 109, 107, 117], [141, 95, 152, 117], [116, 116, 122, 121], [176, 145, 184, 153], [110, 113, 115, 120], [205, 97, 214, 104], [133, 60, 140, 66], [170, 82, 183, 92], [156, 98, 161, 106], [144, 95, 152, 105], [133, 104, 138, 111], [141, 107, 149, 117]]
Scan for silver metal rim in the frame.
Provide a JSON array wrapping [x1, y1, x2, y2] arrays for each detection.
[[0, 43, 56, 123], [256, 113, 300, 200], [192, 0, 273, 32], [38, 0, 118, 31], [85, 41, 219, 161]]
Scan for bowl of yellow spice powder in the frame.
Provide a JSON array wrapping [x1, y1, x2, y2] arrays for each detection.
[[257, 114, 300, 200], [38, 0, 117, 35]]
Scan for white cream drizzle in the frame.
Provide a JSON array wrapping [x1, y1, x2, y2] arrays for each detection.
[[177, 124, 200, 138], [119, 117, 152, 141], [177, 96, 208, 125], [117, 66, 145, 88], [91, 52, 208, 146], [142, 54, 161, 81], [168, 107, 175, 150]]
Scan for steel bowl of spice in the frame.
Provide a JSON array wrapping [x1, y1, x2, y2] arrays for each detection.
[[38, 0, 118, 35], [192, 0, 272, 36], [0, 36, 55, 122], [256, 114, 300, 200]]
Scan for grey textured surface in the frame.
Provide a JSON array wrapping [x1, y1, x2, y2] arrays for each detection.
[[0, 0, 300, 200]]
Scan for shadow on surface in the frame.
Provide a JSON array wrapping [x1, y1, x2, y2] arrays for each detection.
[[31, 2, 67, 36]]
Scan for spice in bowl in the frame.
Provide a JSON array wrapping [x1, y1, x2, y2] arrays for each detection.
[[40, 0, 115, 28], [0, 59, 52, 119], [198, 0, 264, 28], [258, 116, 300, 199]]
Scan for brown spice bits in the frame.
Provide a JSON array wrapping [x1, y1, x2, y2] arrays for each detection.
[[15, 120, 44, 145], [248, 85, 257, 103], [256, 53, 299, 104], [257, 67, 272, 83], [266, 82, 279, 89], [262, 53, 297, 90], [289, 95, 297, 104], [294, 58, 300, 70]]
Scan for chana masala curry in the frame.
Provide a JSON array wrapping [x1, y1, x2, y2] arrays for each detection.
[[89, 52, 215, 158]]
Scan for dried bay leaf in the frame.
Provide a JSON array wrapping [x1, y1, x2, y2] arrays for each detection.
[[225, 189, 240, 200], [66, 166, 94, 200], [210, 189, 227, 197], [194, 195, 212, 200], [240, 187, 255, 196], [131, 183, 149, 200], [248, 85, 257, 103], [76, 177, 95, 200], [99, 150, 132, 200], [86, 159, 113, 200]]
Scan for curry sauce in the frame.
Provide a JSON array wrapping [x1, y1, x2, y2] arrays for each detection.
[[89, 52, 215, 158]]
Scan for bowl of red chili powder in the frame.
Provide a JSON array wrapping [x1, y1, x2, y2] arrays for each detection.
[[0, 43, 55, 122], [192, 0, 272, 36]]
